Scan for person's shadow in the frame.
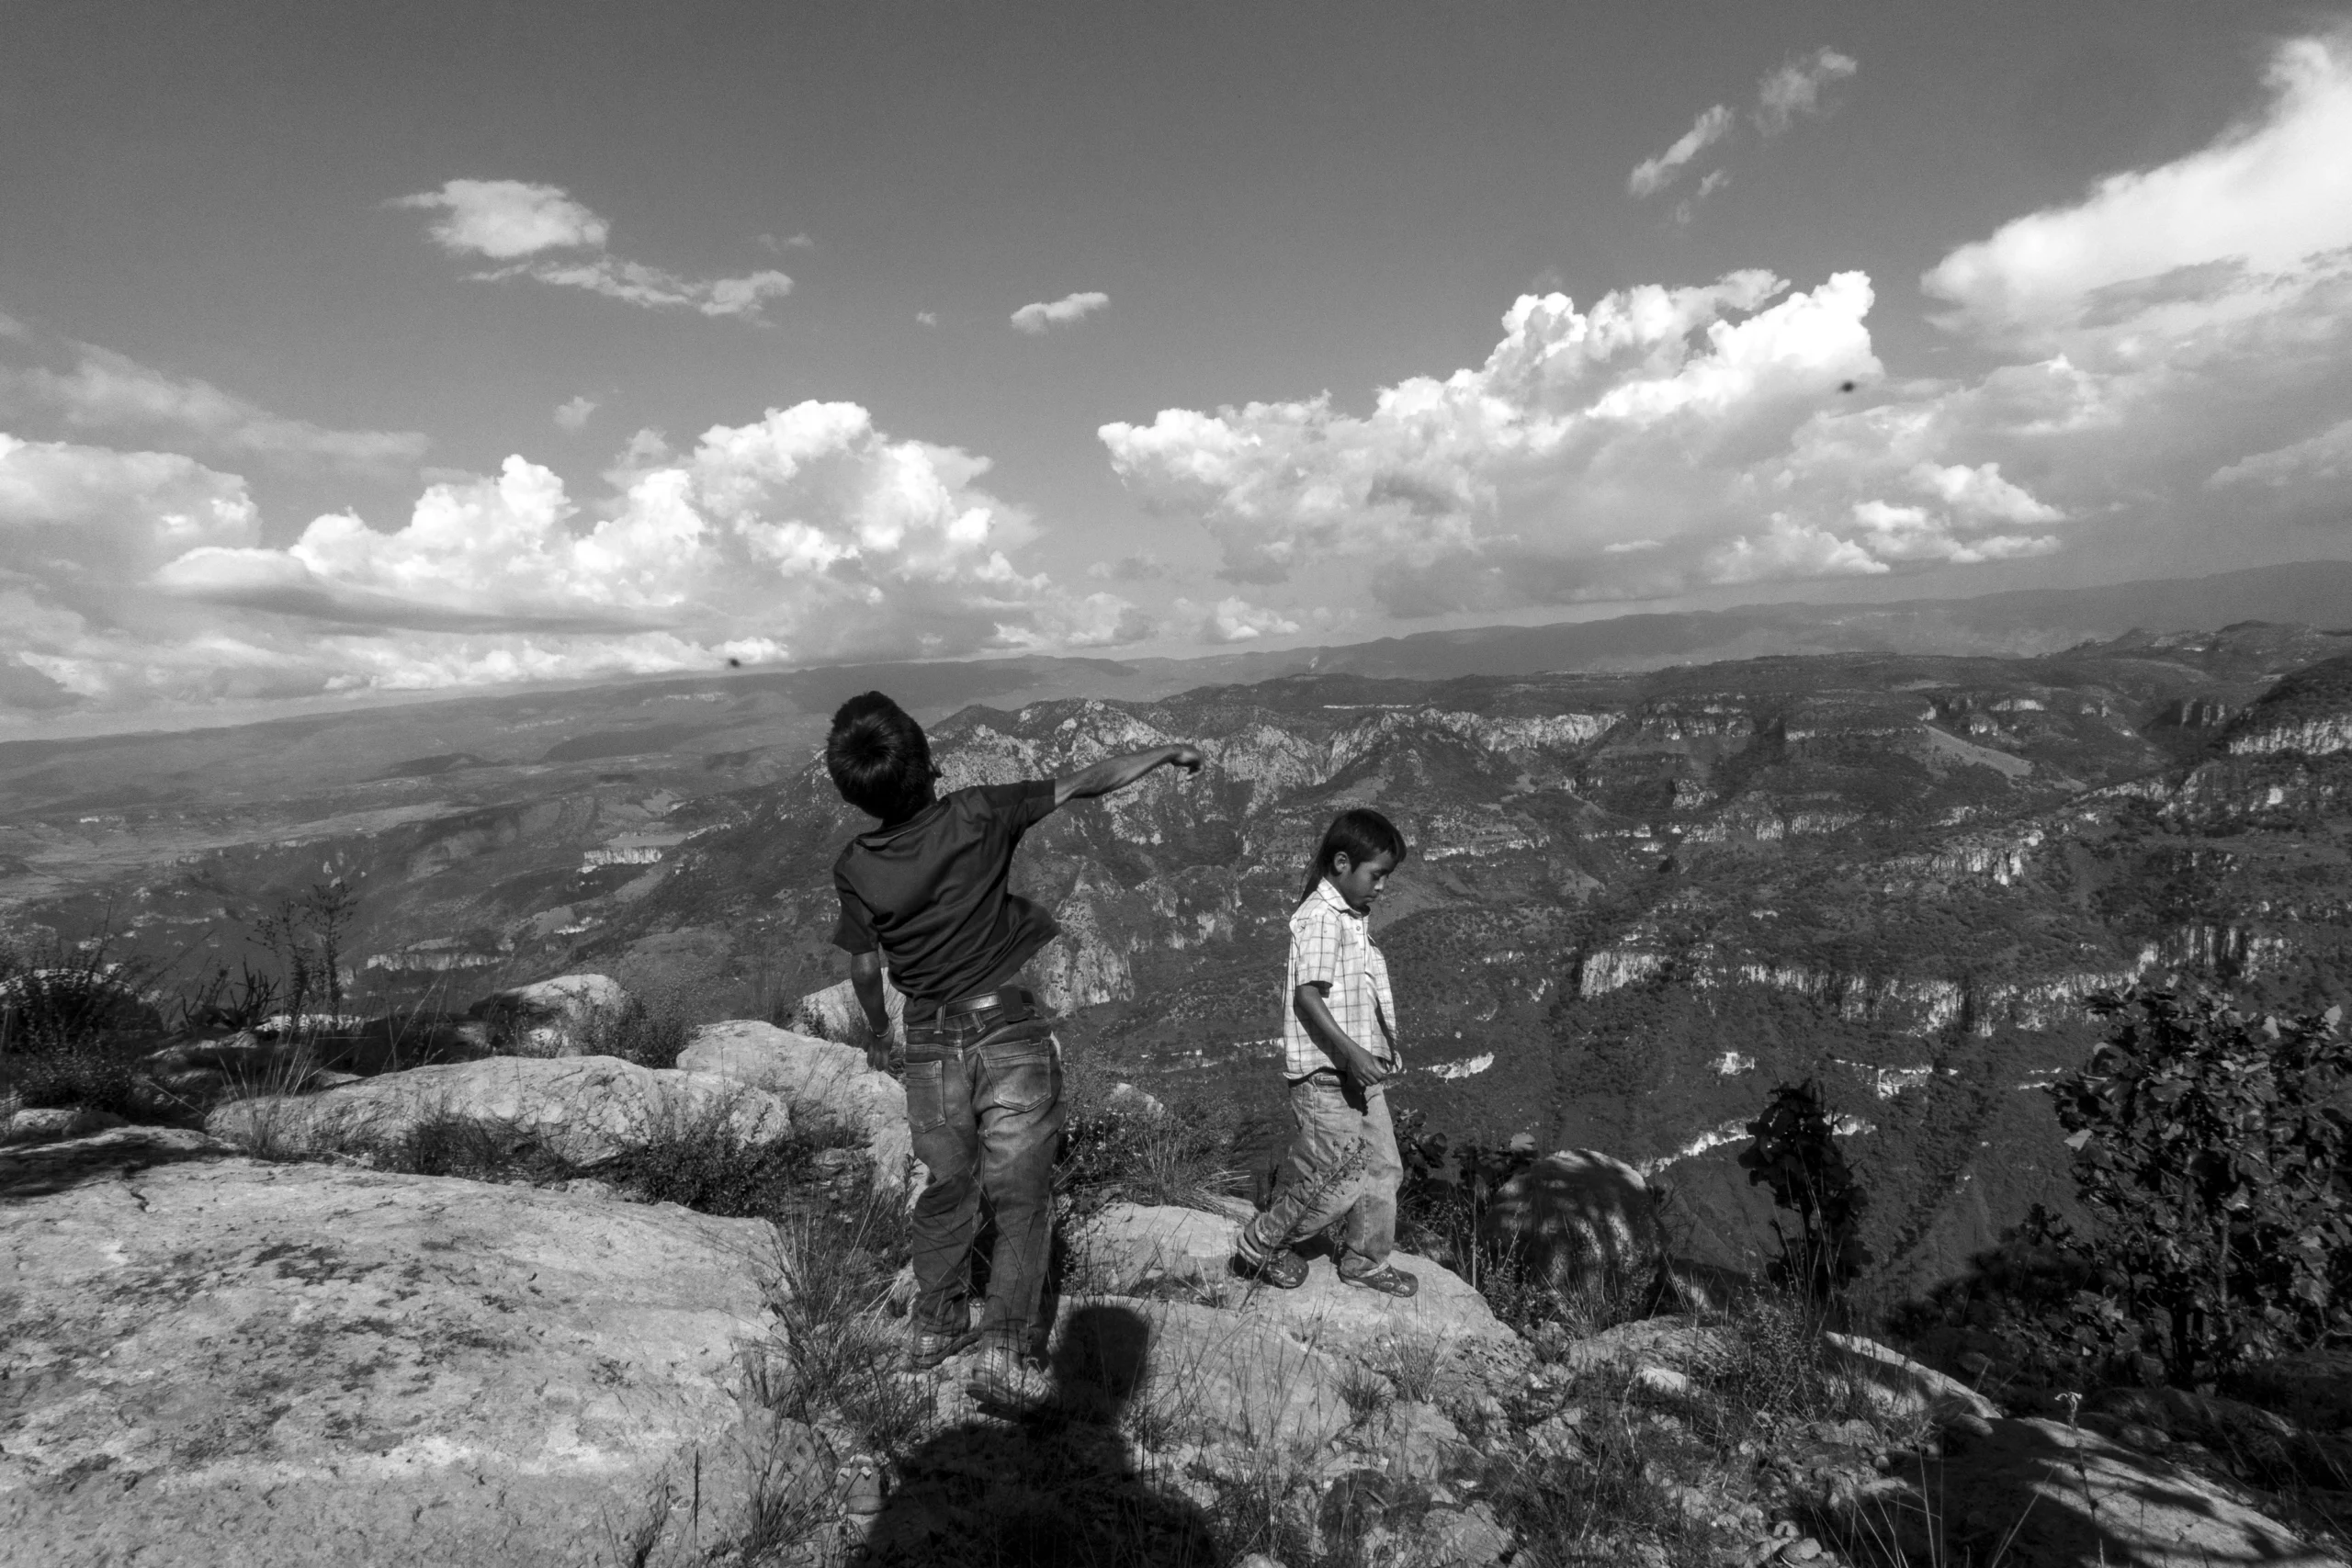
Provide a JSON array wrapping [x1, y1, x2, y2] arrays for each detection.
[[852, 1303, 1227, 1567]]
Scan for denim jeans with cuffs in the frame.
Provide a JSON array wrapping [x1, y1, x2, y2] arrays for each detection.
[[900, 1008, 1063, 1358]]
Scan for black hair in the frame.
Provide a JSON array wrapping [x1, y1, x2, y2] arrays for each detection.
[[1298, 807, 1408, 906], [825, 691, 938, 821]]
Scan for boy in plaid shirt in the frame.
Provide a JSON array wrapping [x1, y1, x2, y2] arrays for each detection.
[[1231, 807, 1419, 1296]]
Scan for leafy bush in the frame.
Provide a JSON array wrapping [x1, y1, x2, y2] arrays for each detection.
[[1740, 1079, 1871, 1302], [2039, 986, 2352, 1388], [577, 998, 693, 1069]]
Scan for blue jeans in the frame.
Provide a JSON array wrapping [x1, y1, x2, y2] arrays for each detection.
[[901, 1010, 1064, 1356]]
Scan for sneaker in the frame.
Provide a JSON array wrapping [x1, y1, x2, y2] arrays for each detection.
[[910, 1324, 979, 1371], [1337, 1261, 1419, 1298], [1231, 1245, 1310, 1289], [965, 1342, 1051, 1411]]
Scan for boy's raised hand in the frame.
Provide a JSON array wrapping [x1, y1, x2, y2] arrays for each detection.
[[1054, 741, 1210, 807]]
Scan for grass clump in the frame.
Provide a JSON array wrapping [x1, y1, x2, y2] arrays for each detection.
[[1056, 1058, 1268, 1215]]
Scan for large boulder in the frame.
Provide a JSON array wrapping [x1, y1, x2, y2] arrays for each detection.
[[0, 1145, 789, 1567], [1919, 1416, 2344, 1566], [1069, 1201, 1530, 1400], [1478, 1149, 1660, 1287], [468, 973, 632, 1055], [203, 1055, 790, 1167], [681, 1021, 913, 1187]]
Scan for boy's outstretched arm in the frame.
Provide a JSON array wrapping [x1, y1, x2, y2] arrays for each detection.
[[1052, 743, 1206, 807]]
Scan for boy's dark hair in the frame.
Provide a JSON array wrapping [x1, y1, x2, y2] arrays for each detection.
[[1299, 807, 1408, 905], [826, 691, 937, 820]]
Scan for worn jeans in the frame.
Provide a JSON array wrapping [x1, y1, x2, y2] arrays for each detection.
[[1242, 1075, 1400, 1269], [901, 1010, 1064, 1356]]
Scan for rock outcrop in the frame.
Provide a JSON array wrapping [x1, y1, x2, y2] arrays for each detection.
[[203, 1054, 790, 1167], [679, 1021, 914, 1188], [468, 972, 633, 1055], [0, 1143, 782, 1568], [1069, 1201, 1531, 1401]]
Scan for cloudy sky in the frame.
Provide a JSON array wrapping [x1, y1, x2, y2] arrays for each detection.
[[4, 0, 2349, 728]]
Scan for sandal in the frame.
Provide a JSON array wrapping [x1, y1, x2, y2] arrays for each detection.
[[1338, 1261, 1419, 1298], [1232, 1246, 1310, 1290]]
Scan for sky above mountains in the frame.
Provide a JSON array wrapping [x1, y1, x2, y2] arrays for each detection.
[[3, 0, 2349, 728]]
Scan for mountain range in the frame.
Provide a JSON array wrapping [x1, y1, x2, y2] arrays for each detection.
[[5, 562, 2351, 1297]]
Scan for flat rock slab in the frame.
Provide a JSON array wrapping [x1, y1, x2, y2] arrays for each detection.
[[1925, 1416, 2346, 1567], [1070, 1203, 1530, 1397], [1, 1153, 779, 1567], [204, 1054, 791, 1167]]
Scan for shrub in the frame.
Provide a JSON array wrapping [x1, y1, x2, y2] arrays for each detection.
[[577, 998, 692, 1069], [1740, 1080, 1871, 1303], [2040, 986, 2352, 1388]]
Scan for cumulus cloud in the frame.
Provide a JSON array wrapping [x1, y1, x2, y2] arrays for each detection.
[[1924, 35, 2352, 340], [1011, 291, 1110, 333], [1181, 596, 1301, 644], [1755, 48, 1860, 134], [398, 177, 793, 322], [1628, 105, 1734, 197], [0, 401, 1150, 719], [916, 310, 939, 327], [1103, 30, 2352, 615], [0, 341, 426, 473], [395, 179, 609, 258], [554, 395, 598, 432], [1086, 551, 1168, 582]]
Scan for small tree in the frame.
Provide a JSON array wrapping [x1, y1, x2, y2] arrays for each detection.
[[1740, 1079, 1871, 1301], [2046, 986, 2352, 1387]]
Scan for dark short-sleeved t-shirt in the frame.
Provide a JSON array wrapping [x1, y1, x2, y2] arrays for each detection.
[[831, 780, 1059, 1014]]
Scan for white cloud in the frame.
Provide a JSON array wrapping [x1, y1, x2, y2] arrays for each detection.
[[1628, 105, 1733, 197], [759, 231, 816, 253], [1633, 49, 1856, 203], [2211, 416, 2352, 490], [0, 400, 1154, 719], [1923, 34, 2352, 339], [476, 257, 793, 321], [399, 177, 794, 322], [1011, 291, 1110, 333], [1755, 48, 1859, 135], [1102, 30, 2352, 615], [0, 342, 426, 473], [1182, 596, 1301, 644], [554, 395, 599, 432], [395, 179, 609, 259], [916, 311, 939, 327]]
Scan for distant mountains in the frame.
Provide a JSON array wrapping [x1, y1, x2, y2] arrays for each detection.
[[1117, 559, 2352, 686]]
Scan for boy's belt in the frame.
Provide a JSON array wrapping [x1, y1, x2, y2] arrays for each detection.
[[922, 985, 1035, 1032]]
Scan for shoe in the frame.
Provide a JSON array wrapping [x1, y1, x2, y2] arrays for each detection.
[[910, 1324, 979, 1371], [1338, 1261, 1419, 1298], [1231, 1246, 1310, 1289], [965, 1342, 1051, 1410]]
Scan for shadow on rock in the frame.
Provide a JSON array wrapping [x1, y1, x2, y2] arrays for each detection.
[[853, 1303, 1225, 1567]]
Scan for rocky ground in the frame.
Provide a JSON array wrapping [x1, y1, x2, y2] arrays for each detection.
[[7, 976, 2350, 1566]]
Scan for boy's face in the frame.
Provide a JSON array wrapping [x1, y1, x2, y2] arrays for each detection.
[[1329, 851, 1396, 914]]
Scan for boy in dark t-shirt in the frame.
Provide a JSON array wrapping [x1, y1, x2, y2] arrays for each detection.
[[825, 692, 1204, 1408]]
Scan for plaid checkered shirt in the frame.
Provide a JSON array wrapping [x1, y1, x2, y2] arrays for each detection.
[[1282, 877, 1400, 1081]]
